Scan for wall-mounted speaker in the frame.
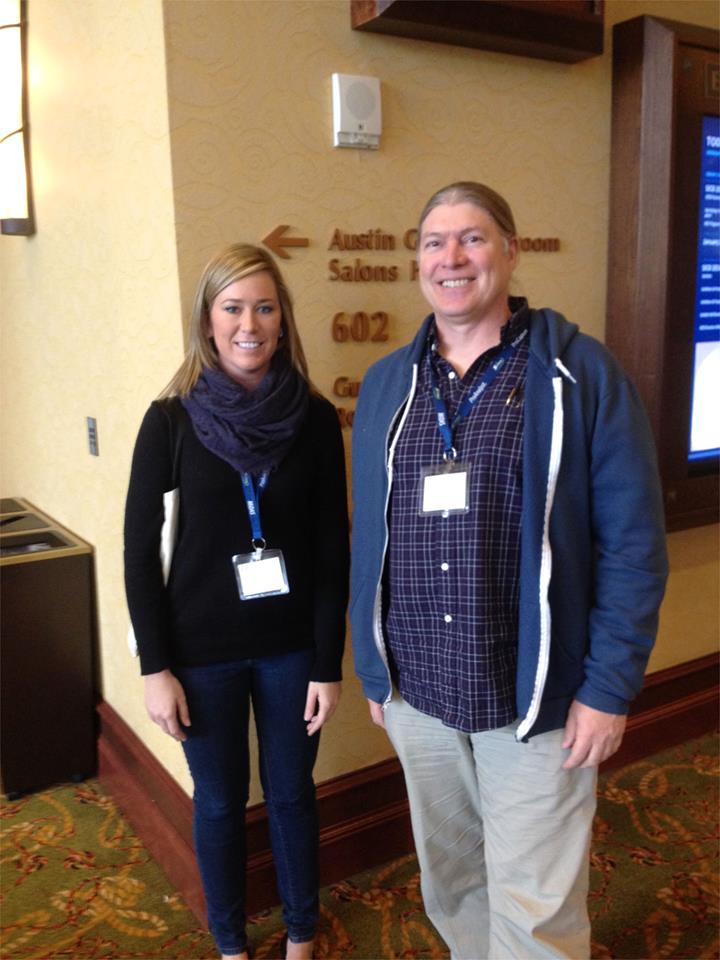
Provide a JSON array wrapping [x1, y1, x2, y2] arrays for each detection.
[[332, 73, 382, 150]]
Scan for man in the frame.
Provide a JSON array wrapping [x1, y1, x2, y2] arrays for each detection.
[[350, 181, 668, 959]]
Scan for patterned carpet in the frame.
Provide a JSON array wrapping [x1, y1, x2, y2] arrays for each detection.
[[1, 733, 717, 959]]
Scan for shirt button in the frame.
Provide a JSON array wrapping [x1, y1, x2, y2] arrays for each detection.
[[444, 614, 453, 623], [448, 371, 457, 380], [441, 562, 449, 571]]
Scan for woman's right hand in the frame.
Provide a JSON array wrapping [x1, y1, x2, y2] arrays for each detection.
[[144, 669, 191, 741]]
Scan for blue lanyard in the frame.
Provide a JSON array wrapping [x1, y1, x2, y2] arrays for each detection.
[[240, 470, 270, 548], [429, 328, 527, 461]]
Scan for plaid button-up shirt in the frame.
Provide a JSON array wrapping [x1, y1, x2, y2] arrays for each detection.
[[384, 299, 529, 733]]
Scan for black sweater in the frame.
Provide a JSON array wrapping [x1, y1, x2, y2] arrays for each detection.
[[124, 395, 349, 678]]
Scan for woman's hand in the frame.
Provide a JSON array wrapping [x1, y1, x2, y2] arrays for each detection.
[[304, 681, 341, 736], [144, 669, 191, 741]]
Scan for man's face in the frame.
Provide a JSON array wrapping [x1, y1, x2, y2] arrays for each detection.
[[418, 202, 517, 330]]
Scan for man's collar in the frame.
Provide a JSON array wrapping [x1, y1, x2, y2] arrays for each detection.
[[426, 297, 530, 357]]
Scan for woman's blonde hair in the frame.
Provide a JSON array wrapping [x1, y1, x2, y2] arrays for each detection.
[[417, 181, 518, 249], [161, 243, 310, 398]]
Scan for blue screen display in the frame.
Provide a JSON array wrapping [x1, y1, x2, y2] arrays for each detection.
[[689, 115, 720, 464]]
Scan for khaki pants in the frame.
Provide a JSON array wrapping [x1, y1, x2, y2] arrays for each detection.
[[385, 695, 597, 960]]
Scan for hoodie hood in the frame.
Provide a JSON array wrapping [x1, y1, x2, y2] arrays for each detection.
[[528, 307, 580, 377]]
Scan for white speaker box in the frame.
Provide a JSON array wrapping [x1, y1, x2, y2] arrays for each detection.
[[332, 73, 382, 150]]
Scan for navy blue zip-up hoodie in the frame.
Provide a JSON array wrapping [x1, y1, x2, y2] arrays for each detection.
[[350, 307, 668, 740]]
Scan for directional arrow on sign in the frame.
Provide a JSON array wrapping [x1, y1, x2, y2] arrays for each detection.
[[262, 225, 310, 260]]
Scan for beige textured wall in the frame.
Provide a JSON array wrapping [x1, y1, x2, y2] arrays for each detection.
[[0, 0, 187, 780], [1, 0, 717, 804]]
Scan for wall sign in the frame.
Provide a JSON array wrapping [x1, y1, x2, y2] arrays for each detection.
[[261, 224, 561, 265], [261, 224, 561, 427], [262, 225, 310, 259]]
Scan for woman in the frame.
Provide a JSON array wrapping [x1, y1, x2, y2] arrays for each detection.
[[124, 243, 349, 960], [350, 182, 667, 958]]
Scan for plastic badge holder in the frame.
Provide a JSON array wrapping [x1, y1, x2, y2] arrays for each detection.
[[232, 548, 290, 600]]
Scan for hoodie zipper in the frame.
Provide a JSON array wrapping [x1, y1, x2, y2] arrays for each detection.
[[516, 361, 574, 740], [373, 363, 419, 709]]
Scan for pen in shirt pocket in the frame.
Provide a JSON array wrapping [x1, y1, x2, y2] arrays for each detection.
[[505, 384, 524, 407]]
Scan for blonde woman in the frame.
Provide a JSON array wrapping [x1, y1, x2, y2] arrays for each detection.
[[125, 244, 349, 960]]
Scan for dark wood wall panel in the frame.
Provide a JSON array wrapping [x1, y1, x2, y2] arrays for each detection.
[[606, 16, 719, 530], [350, 0, 604, 62]]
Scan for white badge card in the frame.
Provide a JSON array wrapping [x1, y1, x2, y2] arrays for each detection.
[[232, 549, 290, 600], [419, 462, 471, 517]]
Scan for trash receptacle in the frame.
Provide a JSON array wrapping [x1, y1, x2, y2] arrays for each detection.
[[0, 498, 97, 796]]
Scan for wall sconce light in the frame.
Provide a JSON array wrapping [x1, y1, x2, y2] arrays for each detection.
[[0, 0, 35, 236]]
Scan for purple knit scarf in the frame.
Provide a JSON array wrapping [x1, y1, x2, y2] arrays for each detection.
[[182, 355, 309, 474]]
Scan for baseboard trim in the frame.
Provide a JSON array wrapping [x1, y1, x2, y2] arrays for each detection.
[[97, 703, 205, 920], [97, 653, 718, 921], [601, 651, 719, 771]]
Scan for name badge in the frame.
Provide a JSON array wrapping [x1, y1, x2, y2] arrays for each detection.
[[232, 548, 290, 600], [418, 462, 471, 517]]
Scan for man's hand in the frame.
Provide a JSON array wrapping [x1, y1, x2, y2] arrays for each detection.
[[562, 699, 627, 769], [144, 669, 190, 741], [367, 698, 385, 728]]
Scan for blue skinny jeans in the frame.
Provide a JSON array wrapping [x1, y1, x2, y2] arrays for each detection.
[[177, 649, 320, 956]]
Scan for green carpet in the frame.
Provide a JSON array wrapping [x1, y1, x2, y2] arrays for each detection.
[[1, 734, 717, 959]]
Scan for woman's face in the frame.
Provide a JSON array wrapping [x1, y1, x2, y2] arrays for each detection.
[[207, 271, 283, 388], [418, 202, 517, 330]]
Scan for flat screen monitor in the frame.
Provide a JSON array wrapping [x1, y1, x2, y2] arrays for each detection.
[[689, 114, 720, 466]]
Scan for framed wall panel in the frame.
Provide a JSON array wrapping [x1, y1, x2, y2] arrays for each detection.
[[606, 16, 719, 531]]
